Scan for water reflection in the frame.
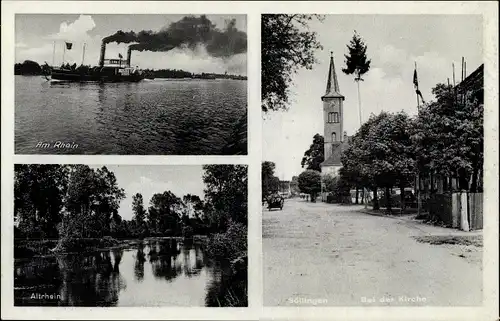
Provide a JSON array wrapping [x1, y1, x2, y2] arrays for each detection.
[[14, 239, 247, 307], [134, 243, 146, 282]]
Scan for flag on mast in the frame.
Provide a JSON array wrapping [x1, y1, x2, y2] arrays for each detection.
[[413, 65, 425, 104], [118, 53, 123, 59]]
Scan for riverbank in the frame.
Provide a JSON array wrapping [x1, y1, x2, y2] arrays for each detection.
[[14, 235, 209, 259]]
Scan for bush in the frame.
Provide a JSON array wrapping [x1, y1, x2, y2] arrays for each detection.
[[206, 221, 247, 261], [53, 236, 119, 253], [182, 226, 194, 238]]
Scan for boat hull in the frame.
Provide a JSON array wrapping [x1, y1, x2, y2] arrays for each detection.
[[51, 69, 144, 83]]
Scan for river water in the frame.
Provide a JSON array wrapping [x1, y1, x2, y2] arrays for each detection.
[[14, 239, 246, 307], [15, 76, 247, 155]]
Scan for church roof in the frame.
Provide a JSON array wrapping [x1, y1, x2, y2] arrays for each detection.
[[321, 52, 345, 100]]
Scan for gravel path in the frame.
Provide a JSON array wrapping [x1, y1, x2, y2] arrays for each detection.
[[263, 198, 482, 306]]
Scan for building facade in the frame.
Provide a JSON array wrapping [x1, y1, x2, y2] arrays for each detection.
[[320, 53, 349, 177]]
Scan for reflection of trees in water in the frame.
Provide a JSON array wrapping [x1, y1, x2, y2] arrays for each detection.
[[181, 242, 205, 278], [134, 242, 146, 282], [55, 249, 126, 307], [205, 260, 248, 307], [147, 239, 182, 281], [14, 257, 62, 306]]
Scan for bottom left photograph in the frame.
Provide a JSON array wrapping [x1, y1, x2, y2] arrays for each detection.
[[13, 164, 248, 307]]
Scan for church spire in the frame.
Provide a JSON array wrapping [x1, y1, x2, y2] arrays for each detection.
[[322, 51, 344, 100]]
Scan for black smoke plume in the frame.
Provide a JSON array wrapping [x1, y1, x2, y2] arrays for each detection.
[[102, 15, 246, 58]]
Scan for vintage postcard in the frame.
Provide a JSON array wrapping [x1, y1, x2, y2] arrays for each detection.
[[1, 1, 498, 321], [14, 14, 247, 155]]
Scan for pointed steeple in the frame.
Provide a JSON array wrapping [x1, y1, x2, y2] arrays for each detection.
[[322, 52, 345, 101]]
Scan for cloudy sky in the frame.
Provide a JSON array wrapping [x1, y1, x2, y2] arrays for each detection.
[[90, 165, 205, 221], [263, 14, 483, 180], [15, 14, 247, 75]]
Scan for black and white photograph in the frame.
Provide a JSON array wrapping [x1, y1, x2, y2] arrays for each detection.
[[15, 14, 247, 155], [262, 14, 484, 306], [14, 164, 248, 307]]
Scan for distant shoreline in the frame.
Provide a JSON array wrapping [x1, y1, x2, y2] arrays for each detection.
[[14, 60, 247, 80], [15, 74, 248, 81]]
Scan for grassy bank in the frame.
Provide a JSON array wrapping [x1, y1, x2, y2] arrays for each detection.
[[14, 234, 211, 258]]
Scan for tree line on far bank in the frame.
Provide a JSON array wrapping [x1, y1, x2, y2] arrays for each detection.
[[14, 164, 247, 260]]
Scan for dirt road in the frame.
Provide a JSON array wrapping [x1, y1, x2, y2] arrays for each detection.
[[263, 198, 482, 306]]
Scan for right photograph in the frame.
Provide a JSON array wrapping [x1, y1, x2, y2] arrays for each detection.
[[262, 14, 484, 306]]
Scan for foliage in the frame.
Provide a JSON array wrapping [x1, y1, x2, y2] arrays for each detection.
[[14, 60, 42, 75], [290, 176, 300, 195], [342, 31, 371, 81], [147, 191, 183, 236], [261, 14, 324, 112], [14, 164, 69, 238], [301, 134, 324, 171], [262, 161, 280, 197], [63, 165, 125, 238], [203, 165, 248, 231], [206, 221, 247, 261], [341, 112, 415, 210], [412, 83, 483, 191], [298, 170, 322, 202]]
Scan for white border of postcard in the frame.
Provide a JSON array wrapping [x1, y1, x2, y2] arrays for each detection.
[[2, 1, 498, 320]]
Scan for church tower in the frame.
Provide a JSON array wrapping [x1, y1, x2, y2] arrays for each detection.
[[321, 52, 345, 163]]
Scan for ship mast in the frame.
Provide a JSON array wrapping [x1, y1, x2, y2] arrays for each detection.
[[52, 41, 56, 67], [81, 43, 86, 66]]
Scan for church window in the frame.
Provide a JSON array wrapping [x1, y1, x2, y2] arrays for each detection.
[[332, 112, 339, 123], [332, 132, 337, 142], [327, 112, 340, 123]]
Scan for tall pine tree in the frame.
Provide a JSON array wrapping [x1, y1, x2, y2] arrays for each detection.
[[342, 31, 371, 126]]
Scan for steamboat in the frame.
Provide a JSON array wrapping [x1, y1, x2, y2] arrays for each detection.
[[47, 42, 147, 82]]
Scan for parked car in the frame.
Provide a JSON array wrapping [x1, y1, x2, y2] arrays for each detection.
[[267, 194, 284, 211]]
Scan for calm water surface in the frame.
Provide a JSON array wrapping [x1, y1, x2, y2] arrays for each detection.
[[15, 76, 247, 155], [14, 239, 245, 307]]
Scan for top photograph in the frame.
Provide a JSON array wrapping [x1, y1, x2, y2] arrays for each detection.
[[14, 14, 247, 155]]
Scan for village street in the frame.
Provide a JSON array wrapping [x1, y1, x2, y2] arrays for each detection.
[[263, 198, 482, 306]]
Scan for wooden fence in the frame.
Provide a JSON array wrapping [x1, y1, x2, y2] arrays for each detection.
[[429, 192, 483, 231]]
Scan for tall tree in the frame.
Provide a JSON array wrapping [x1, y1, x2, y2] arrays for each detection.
[[301, 134, 324, 171], [132, 193, 146, 223], [182, 194, 205, 220], [261, 14, 323, 112], [148, 191, 183, 235], [341, 112, 415, 212], [297, 170, 322, 202], [342, 31, 371, 125], [412, 83, 483, 192], [261, 161, 280, 198], [132, 193, 147, 236], [203, 165, 248, 231], [63, 165, 125, 238], [14, 165, 69, 238]]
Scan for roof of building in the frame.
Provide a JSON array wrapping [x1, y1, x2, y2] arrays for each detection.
[[321, 52, 345, 100], [456, 63, 483, 94]]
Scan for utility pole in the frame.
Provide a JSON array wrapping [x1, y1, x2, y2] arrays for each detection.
[[415, 62, 422, 216]]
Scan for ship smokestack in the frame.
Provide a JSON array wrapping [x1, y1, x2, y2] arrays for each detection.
[[99, 42, 106, 67], [126, 47, 132, 67]]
